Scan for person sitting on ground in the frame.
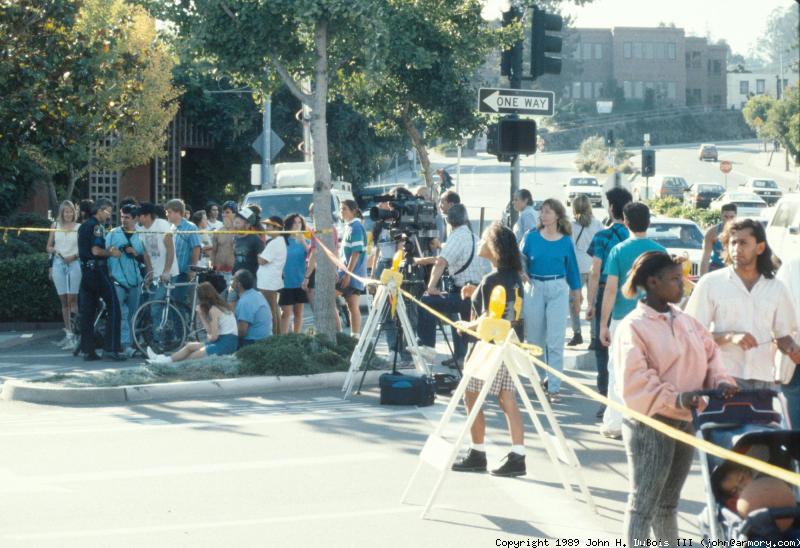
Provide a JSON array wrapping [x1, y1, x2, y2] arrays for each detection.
[[452, 222, 527, 477], [232, 269, 272, 348], [614, 251, 738, 546], [146, 282, 238, 363]]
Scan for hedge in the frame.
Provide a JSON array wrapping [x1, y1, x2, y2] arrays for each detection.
[[646, 197, 721, 228], [236, 332, 362, 376], [0, 253, 61, 322]]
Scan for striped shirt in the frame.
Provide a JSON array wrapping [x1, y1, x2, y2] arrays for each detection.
[[587, 222, 629, 285]]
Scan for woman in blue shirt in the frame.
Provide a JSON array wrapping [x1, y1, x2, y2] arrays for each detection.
[[521, 198, 582, 403], [279, 213, 310, 334]]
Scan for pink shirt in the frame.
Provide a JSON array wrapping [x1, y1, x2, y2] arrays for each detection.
[[613, 301, 736, 422]]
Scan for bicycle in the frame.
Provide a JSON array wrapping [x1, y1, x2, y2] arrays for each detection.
[[131, 266, 213, 355], [71, 300, 107, 357]]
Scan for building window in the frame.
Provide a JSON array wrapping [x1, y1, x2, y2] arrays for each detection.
[[756, 79, 765, 94], [572, 82, 581, 99], [644, 42, 654, 59], [583, 81, 593, 99], [685, 52, 691, 68], [633, 42, 643, 59], [713, 60, 721, 74], [667, 82, 676, 99], [571, 42, 580, 59], [594, 81, 603, 98], [712, 94, 721, 106], [594, 43, 602, 60], [707, 60, 712, 74], [740, 80, 749, 94], [667, 43, 676, 60], [691, 52, 701, 68], [563, 85, 571, 99], [582, 42, 592, 60], [634, 81, 644, 99], [623, 42, 632, 59], [654, 42, 665, 59], [623, 80, 632, 98]]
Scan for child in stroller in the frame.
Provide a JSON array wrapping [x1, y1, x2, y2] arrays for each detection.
[[694, 389, 800, 542]]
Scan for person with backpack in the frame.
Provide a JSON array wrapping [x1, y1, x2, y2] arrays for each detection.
[[568, 194, 603, 346]]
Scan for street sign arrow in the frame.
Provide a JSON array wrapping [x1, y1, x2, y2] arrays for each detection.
[[478, 88, 555, 116]]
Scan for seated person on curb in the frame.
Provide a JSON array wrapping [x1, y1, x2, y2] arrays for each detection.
[[146, 282, 238, 363], [415, 203, 491, 368], [451, 222, 527, 477], [232, 269, 272, 348]]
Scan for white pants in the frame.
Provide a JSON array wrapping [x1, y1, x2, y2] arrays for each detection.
[[602, 319, 623, 432]]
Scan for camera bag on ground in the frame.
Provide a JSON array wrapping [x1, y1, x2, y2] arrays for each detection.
[[379, 372, 436, 406]]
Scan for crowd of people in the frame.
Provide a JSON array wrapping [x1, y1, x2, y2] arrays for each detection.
[[47, 196, 370, 363], [47, 183, 800, 542]]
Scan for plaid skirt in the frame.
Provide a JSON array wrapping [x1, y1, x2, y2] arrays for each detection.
[[466, 364, 515, 396]]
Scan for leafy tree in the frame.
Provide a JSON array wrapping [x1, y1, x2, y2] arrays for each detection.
[[756, 5, 800, 71], [764, 85, 799, 168], [148, 0, 390, 340], [742, 94, 778, 150]]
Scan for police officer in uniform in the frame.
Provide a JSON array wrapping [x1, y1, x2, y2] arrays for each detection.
[[77, 198, 126, 361]]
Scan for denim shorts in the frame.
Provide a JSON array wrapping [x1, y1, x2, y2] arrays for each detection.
[[206, 334, 238, 356]]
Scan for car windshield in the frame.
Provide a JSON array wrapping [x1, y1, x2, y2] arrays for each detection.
[[662, 177, 688, 188], [646, 223, 703, 249], [697, 184, 723, 193], [245, 194, 337, 223], [733, 201, 766, 208], [569, 178, 599, 186], [752, 180, 777, 189]]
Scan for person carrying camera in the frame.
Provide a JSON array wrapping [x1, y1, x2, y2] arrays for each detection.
[[106, 204, 145, 357], [415, 203, 490, 367]]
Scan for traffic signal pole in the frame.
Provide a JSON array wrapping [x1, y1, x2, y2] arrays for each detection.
[[504, 7, 523, 227]]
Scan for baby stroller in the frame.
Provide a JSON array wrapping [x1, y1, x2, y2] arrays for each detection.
[[692, 389, 800, 542]]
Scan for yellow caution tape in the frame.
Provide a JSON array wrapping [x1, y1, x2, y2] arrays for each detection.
[[0, 225, 334, 237]]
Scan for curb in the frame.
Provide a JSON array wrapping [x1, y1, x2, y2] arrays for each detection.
[[0, 370, 387, 406], [565, 348, 597, 372], [0, 329, 62, 350]]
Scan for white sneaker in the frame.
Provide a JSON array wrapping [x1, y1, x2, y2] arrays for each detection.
[[54, 329, 70, 347], [61, 333, 77, 350], [147, 354, 171, 365], [146, 347, 158, 360]]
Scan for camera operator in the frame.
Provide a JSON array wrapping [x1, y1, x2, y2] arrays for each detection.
[[430, 190, 461, 254], [415, 203, 490, 367]]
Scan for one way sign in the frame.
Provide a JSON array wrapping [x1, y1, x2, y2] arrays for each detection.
[[478, 88, 555, 116]]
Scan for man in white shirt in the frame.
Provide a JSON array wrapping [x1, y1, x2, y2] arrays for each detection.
[[777, 254, 800, 427], [686, 219, 800, 389]]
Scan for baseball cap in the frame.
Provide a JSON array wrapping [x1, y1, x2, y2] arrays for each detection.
[[221, 200, 238, 214], [235, 206, 256, 225]]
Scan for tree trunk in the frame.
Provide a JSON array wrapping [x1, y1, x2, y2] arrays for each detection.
[[64, 166, 82, 204], [309, 19, 338, 342], [403, 116, 433, 192], [46, 177, 59, 216]]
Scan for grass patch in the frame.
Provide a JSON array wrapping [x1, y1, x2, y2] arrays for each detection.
[[32, 334, 372, 388]]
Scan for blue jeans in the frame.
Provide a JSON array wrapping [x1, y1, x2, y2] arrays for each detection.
[[524, 278, 570, 393], [783, 366, 800, 429], [417, 292, 473, 360], [114, 284, 141, 349], [171, 272, 191, 306]]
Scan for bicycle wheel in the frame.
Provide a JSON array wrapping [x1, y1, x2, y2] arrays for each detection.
[[174, 302, 207, 344], [132, 300, 187, 355]]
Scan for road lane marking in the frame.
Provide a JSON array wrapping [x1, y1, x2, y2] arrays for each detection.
[[5, 506, 420, 541]]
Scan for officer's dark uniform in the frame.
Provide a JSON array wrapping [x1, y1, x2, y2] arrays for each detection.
[[77, 215, 122, 356]]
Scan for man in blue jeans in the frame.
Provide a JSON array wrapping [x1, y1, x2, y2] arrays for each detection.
[[106, 204, 145, 357], [165, 199, 200, 306]]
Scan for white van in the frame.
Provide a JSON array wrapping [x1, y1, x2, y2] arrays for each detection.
[[766, 193, 800, 263], [242, 162, 355, 240]]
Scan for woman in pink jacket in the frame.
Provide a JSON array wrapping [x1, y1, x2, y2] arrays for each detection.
[[613, 251, 738, 545]]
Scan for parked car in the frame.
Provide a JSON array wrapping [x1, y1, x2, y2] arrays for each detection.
[[766, 193, 800, 263], [710, 191, 768, 219], [698, 143, 718, 162], [633, 174, 689, 201], [564, 176, 602, 207], [742, 177, 783, 206], [684, 182, 725, 209], [646, 217, 704, 281]]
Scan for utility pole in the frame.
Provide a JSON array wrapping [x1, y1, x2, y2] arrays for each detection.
[[503, 6, 523, 227], [261, 95, 272, 188]]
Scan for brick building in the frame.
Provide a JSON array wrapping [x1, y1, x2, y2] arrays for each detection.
[[560, 26, 726, 110]]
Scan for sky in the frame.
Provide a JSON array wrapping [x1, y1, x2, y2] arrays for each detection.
[[560, 0, 795, 55]]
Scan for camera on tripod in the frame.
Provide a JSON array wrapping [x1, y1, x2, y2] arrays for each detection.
[[369, 195, 438, 238]]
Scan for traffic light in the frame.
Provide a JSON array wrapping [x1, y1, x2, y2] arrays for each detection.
[[530, 7, 563, 80], [498, 118, 537, 155], [500, 8, 523, 80], [642, 149, 656, 177], [606, 129, 614, 146]]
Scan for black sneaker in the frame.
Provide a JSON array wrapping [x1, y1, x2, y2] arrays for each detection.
[[83, 353, 101, 362], [588, 338, 597, 350], [491, 452, 526, 477], [566, 333, 583, 346], [452, 449, 487, 473]]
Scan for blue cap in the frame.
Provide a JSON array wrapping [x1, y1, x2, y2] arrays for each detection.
[[221, 200, 238, 214]]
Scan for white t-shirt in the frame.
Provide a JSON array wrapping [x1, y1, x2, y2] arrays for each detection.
[[208, 219, 224, 231], [571, 218, 604, 274], [257, 236, 288, 291], [139, 218, 179, 278]]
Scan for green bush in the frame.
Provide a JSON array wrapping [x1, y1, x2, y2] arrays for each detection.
[[0, 253, 61, 322], [646, 197, 721, 228], [0, 212, 52, 253], [235, 332, 359, 376]]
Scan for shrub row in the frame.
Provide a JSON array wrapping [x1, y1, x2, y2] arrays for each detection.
[[235, 332, 359, 376], [0, 253, 61, 322], [646, 197, 721, 228]]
